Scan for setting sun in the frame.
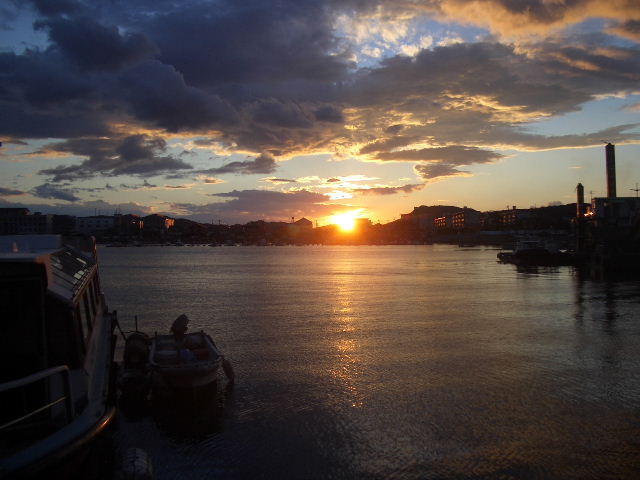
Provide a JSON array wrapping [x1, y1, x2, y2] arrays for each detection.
[[330, 211, 360, 231]]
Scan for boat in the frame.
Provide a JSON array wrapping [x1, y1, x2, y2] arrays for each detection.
[[497, 237, 574, 266], [148, 315, 234, 390], [0, 235, 118, 477]]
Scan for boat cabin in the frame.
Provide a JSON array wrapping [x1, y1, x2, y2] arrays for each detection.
[[0, 235, 115, 474]]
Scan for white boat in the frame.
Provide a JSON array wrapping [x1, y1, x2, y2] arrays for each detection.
[[0, 235, 117, 477]]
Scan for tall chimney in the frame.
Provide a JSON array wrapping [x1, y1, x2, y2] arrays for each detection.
[[605, 143, 616, 198], [576, 183, 584, 217]]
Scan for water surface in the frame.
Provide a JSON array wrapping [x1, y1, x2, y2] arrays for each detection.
[[99, 245, 640, 479]]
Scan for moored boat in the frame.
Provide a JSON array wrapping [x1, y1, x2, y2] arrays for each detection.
[[148, 315, 234, 390], [0, 235, 118, 477], [497, 237, 574, 266]]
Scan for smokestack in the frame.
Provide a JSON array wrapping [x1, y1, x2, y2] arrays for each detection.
[[605, 143, 616, 198], [576, 183, 584, 217]]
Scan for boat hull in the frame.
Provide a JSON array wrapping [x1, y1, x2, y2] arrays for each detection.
[[149, 332, 223, 390]]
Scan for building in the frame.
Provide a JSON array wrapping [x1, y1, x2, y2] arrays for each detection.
[[0, 208, 52, 234], [75, 215, 116, 235], [114, 214, 144, 238], [451, 208, 481, 229], [587, 197, 640, 227]]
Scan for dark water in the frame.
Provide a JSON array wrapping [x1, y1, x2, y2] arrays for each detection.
[[99, 244, 640, 479]]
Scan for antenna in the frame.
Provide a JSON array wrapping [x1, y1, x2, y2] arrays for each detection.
[[632, 183, 640, 197]]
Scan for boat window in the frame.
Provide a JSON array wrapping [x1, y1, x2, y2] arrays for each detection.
[[0, 276, 46, 383]]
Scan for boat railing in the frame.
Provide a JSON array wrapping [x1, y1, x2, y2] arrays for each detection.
[[0, 365, 75, 433]]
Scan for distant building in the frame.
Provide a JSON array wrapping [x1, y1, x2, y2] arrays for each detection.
[[51, 215, 76, 234], [434, 216, 452, 229], [114, 214, 143, 238], [588, 197, 640, 226], [142, 214, 175, 240], [0, 208, 52, 234], [451, 208, 480, 229], [76, 215, 115, 234], [294, 217, 313, 229]]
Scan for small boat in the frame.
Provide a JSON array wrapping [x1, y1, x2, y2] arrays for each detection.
[[0, 235, 117, 477], [148, 315, 234, 390], [498, 238, 574, 266]]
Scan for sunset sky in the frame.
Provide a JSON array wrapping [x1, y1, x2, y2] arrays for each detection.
[[1, 0, 639, 225]]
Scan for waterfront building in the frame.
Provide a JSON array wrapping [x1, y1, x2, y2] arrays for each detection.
[[75, 215, 116, 235], [451, 208, 481, 230], [0, 208, 52, 235]]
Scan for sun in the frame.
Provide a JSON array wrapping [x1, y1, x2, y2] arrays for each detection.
[[331, 210, 359, 232]]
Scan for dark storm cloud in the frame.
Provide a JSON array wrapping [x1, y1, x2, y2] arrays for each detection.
[[2, 0, 640, 184], [353, 184, 425, 195], [0, 187, 25, 196], [119, 61, 239, 132], [29, 0, 81, 17], [199, 153, 277, 176], [31, 184, 80, 202], [252, 99, 313, 129], [314, 105, 344, 123], [36, 17, 158, 72], [142, 0, 351, 88], [38, 134, 193, 181]]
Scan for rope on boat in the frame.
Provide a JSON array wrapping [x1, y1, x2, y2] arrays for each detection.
[[113, 310, 128, 342]]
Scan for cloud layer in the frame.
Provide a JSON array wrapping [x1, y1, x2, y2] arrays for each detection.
[[1, 0, 639, 219]]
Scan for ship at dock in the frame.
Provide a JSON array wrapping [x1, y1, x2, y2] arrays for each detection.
[[0, 235, 118, 478]]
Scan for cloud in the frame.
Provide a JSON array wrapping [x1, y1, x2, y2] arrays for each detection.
[[120, 179, 158, 190], [374, 145, 504, 164], [263, 177, 298, 184], [31, 184, 80, 202], [199, 153, 278, 176], [608, 20, 640, 42], [174, 188, 344, 223], [414, 163, 472, 182], [38, 134, 194, 181], [204, 178, 225, 184], [0, 198, 153, 217], [420, 0, 640, 38], [353, 184, 425, 195], [1, 0, 640, 200], [36, 17, 158, 71], [0, 187, 25, 196]]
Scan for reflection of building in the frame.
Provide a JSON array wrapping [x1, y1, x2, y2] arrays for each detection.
[[0, 208, 52, 234], [76, 215, 115, 234]]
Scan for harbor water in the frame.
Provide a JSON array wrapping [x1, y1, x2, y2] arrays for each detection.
[[99, 244, 640, 479]]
